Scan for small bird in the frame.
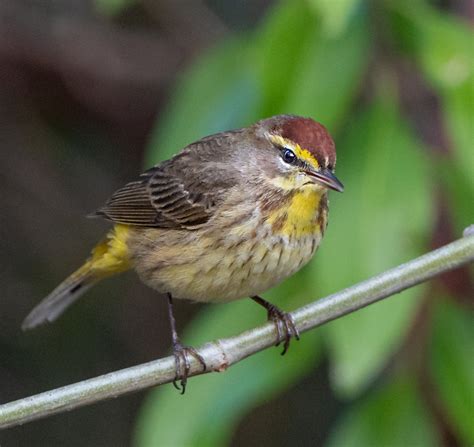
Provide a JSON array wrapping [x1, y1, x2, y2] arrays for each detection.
[[22, 115, 343, 392]]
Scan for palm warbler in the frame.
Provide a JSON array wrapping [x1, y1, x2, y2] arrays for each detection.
[[23, 115, 343, 391]]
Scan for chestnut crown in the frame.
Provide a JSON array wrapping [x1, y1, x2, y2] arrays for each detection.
[[257, 115, 337, 169]]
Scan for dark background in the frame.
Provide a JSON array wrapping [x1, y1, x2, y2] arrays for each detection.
[[1, 1, 472, 446]]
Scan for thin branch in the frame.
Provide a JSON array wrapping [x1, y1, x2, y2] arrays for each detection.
[[1, 233, 473, 430]]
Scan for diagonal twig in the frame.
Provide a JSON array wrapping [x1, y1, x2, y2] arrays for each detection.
[[1, 232, 473, 430]]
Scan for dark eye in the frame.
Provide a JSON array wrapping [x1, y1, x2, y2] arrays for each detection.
[[282, 148, 296, 164]]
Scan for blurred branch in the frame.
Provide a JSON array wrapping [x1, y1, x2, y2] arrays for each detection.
[[1, 232, 473, 430]]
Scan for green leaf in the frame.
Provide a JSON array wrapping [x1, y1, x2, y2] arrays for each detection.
[[430, 298, 474, 444], [412, 11, 472, 91], [442, 77, 474, 196], [284, 10, 370, 129], [435, 157, 474, 234], [256, 0, 370, 129], [408, 5, 474, 232], [424, 17, 474, 233], [308, 0, 362, 37], [314, 95, 433, 396], [326, 377, 440, 447], [256, 0, 317, 115], [145, 37, 260, 165], [389, 2, 474, 194]]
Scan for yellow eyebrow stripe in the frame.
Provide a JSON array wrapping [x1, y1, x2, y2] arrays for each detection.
[[267, 134, 320, 169]]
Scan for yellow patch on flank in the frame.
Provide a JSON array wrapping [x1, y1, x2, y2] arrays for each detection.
[[267, 134, 320, 169], [268, 188, 323, 238], [88, 224, 131, 276]]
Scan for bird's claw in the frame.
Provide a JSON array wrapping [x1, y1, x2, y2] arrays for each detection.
[[172, 342, 206, 394], [267, 306, 300, 355]]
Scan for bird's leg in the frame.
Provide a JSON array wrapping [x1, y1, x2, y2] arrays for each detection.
[[250, 295, 300, 355], [166, 293, 206, 394]]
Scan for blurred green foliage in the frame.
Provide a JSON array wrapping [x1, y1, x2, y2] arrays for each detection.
[[430, 298, 474, 444], [94, 0, 135, 16], [133, 0, 473, 445], [316, 97, 432, 396], [326, 377, 440, 447]]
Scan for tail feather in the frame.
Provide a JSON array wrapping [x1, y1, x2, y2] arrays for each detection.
[[22, 267, 97, 330], [22, 224, 131, 330]]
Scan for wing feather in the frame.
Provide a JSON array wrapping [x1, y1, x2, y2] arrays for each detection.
[[94, 134, 241, 229]]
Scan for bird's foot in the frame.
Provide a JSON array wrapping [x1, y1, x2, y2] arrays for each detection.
[[266, 305, 300, 355], [172, 341, 206, 394]]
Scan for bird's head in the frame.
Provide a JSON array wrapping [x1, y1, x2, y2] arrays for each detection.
[[254, 115, 344, 193]]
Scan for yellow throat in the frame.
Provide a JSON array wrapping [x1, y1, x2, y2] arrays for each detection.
[[267, 187, 325, 238]]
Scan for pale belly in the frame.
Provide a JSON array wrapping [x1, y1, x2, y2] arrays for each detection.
[[130, 222, 322, 303]]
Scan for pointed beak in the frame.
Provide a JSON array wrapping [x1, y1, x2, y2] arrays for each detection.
[[305, 168, 344, 192]]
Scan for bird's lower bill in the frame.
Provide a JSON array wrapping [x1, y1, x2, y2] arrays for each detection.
[[304, 168, 344, 192]]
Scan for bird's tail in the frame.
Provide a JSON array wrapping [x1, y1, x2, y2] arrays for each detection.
[[22, 224, 131, 330]]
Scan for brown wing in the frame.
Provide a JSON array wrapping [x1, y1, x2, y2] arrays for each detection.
[[94, 134, 241, 229]]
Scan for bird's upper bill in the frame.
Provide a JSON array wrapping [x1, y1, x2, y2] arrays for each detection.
[[261, 115, 344, 192]]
